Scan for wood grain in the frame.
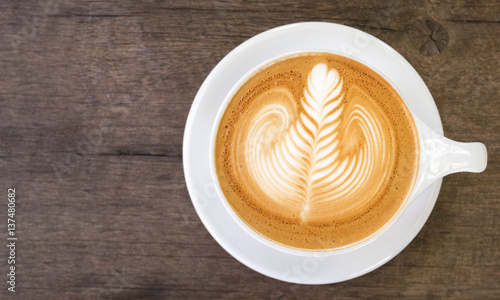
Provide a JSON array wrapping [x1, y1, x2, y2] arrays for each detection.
[[0, 0, 498, 299]]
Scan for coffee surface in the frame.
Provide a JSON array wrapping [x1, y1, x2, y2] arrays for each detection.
[[214, 53, 419, 250]]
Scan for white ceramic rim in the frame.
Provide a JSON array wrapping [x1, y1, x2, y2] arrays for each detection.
[[183, 22, 444, 284], [208, 49, 424, 256]]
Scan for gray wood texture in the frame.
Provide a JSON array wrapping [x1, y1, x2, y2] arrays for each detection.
[[0, 0, 498, 299]]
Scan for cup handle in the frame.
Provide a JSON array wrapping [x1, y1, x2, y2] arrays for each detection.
[[409, 117, 487, 203]]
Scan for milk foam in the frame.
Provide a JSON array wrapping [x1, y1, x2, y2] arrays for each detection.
[[215, 53, 419, 250]]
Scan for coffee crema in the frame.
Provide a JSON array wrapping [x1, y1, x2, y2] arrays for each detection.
[[214, 53, 419, 250]]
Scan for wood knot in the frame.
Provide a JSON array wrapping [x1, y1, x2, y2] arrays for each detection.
[[407, 18, 449, 56]]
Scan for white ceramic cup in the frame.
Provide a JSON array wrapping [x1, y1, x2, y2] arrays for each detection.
[[209, 50, 487, 257]]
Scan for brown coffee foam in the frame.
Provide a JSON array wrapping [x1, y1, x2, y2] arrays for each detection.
[[215, 53, 419, 250]]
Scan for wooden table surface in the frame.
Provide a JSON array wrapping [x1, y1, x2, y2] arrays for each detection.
[[1, 1, 499, 299]]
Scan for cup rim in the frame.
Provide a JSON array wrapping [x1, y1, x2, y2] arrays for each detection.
[[208, 49, 420, 257]]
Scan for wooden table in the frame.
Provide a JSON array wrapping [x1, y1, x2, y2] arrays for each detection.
[[1, 1, 498, 299]]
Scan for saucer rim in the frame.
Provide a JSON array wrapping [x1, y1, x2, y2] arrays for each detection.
[[183, 21, 443, 284]]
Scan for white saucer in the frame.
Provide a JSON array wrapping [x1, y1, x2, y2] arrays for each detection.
[[183, 22, 443, 284]]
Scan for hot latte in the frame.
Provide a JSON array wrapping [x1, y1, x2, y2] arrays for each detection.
[[214, 53, 419, 250]]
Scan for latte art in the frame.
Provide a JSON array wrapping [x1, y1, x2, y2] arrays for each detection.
[[215, 53, 419, 250], [245, 63, 393, 222]]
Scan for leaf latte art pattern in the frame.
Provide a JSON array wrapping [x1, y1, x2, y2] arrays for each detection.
[[245, 63, 391, 221]]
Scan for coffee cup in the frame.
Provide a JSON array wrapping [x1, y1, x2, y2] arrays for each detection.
[[208, 50, 487, 257]]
